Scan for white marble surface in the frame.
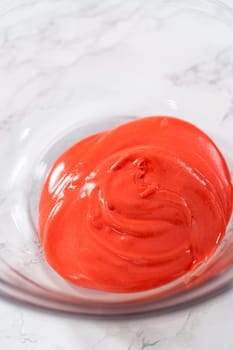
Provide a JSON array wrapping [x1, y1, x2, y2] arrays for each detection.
[[1, 0, 233, 349], [1, 291, 233, 350]]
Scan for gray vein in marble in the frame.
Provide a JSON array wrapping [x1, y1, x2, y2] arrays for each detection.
[[222, 97, 233, 121], [128, 329, 164, 350], [0, 313, 38, 344], [175, 310, 192, 337], [127, 336, 162, 350], [169, 45, 233, 88], [90, 326, 165, 350], [139, 339, 160, 350], [168, 45, 233, 122]]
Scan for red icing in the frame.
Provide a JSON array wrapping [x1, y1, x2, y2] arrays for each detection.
[[39, 117, 233, 292]]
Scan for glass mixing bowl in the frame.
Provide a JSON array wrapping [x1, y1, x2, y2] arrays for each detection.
[[0, 0, 233, 315]]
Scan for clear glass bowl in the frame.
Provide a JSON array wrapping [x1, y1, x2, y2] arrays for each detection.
[[0, 0, 233, 315]]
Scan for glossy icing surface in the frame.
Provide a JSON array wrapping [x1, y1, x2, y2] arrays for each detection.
[[39, 117, 233, 292]]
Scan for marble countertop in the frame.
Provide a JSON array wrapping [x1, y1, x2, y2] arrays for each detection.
[[2, 289, 233, 350], [1, 0, 233, 349]]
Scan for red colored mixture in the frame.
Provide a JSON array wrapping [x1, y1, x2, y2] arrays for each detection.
[[39, 117, 233, 292]]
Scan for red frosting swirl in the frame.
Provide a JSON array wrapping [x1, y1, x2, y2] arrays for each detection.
[[39, 117, 233, 292]]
